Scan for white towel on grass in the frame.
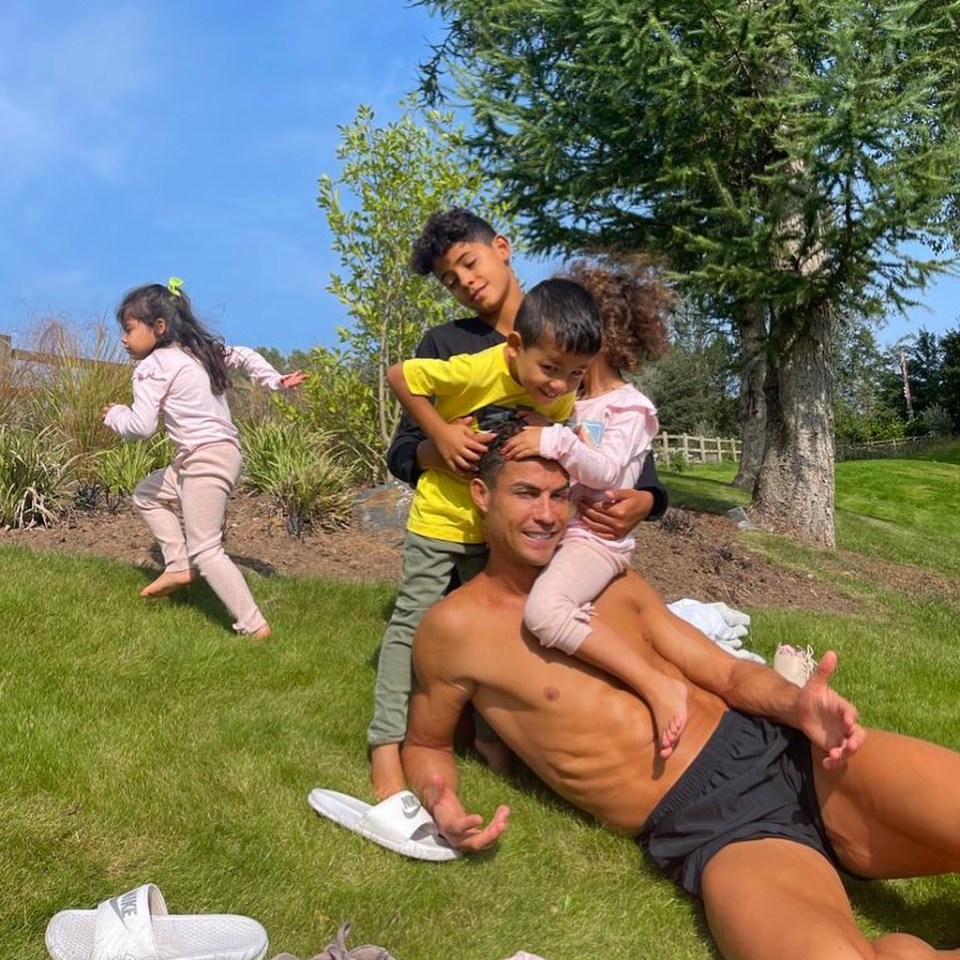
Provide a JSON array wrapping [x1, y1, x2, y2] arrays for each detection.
[[667, 598, 765, 663]]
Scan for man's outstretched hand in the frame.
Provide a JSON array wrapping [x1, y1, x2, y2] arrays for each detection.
[[424, 773, 510, 853], [794, 650, 866, 769]]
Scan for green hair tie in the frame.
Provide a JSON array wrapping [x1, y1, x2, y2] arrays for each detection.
[[167, 277, 184, 298]]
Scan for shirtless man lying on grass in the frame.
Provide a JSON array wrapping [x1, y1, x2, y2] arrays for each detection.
[[402, 430, 960, 960]]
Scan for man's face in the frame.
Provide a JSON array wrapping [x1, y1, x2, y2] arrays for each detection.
[[472, 458, 572, 568], [433, 236, 513, 316]]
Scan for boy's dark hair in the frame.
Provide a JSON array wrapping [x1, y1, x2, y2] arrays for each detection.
[[410, 207, 498, 275], [514, 278, 602, 356]]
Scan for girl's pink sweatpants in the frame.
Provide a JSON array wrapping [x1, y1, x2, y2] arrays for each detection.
[[132, 440, 266, 634]]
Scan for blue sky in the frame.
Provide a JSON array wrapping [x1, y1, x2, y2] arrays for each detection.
[[1, 1, 957, 358]]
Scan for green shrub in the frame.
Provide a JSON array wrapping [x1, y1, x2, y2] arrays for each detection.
[[835, 407, 906, 444], [96, 434, 173, 509], [918, 403, 953, 438], [658, 449, 688, 473], [0, 426, 78, 527], [239, 420, 356, 535], [298, 348, 384, 484]]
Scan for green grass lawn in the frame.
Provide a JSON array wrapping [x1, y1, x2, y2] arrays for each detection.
[[3, 446, 960, 959], [662, 443, 960, 579]]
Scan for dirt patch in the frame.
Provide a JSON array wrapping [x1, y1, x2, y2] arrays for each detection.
[[0, 492, 404, 585], [0, 491, 860, 613]]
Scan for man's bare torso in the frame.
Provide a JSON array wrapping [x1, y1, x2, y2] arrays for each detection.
[[427, 568, 729, 832]]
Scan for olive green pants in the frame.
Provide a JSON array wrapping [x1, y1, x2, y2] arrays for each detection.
[[367, 530, 488, 747]]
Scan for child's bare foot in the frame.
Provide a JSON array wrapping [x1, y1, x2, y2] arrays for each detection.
[[370, 743, 406, 801], [648, 677, 688, 760], [250, 624, 272, 640], [139, 569, 198, 598], [474, 737, 513, 776]]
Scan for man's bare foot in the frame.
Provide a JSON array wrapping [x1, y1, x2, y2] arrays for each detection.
[[648, 677, 688, 760], [139, 570, 198, 598], [370, 743, 406, 801], [250, 624, 272, 640], [474, 737, 513, 776]]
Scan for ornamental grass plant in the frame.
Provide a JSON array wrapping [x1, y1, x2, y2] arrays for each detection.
[[0, 425, 78, 527], [24, 322, 131, 480], [95, 435, 174, 508], [239, 420, 356, 534]]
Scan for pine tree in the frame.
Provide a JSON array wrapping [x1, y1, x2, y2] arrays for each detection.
[[419, 0, 960, 544]]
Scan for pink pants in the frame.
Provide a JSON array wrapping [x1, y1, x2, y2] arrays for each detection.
[[524, 537, 631, 654], [132, 440, 266, 634]]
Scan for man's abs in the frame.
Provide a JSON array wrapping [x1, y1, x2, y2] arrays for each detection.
[[475, 655, 727, 833]]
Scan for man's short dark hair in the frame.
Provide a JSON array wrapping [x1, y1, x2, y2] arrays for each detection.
[[514, 278, 602, 356], [476, 420, 527, 488], [410, 208, 498, 275], [476, 421, 573, 508]]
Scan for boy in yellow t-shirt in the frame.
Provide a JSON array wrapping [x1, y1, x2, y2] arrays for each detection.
[[369, 278, 601, 799]]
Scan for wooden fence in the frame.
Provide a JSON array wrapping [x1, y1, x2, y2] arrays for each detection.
[[835, 434, 936, 461], [653, 432, 741, 464], [0, 333, 125, 374]]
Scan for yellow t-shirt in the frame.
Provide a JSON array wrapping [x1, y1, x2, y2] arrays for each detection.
[[403, 344, 575, 543]]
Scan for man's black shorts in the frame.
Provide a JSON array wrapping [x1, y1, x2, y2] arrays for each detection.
[[639, 710, 846, 897]]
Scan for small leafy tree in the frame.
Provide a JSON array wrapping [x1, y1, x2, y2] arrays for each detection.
[[918, 403, 953, 438], [310, 99, 515, 482], [639, 301, 739, 437]]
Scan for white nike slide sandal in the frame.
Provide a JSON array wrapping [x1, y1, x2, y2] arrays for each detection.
[[44, 883, 268, 960], [307, 788, 461, 862]]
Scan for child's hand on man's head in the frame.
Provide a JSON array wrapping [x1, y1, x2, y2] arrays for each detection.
[[500, 426, 543, 460], [280, 370, 308, 389], [435, 420, 493, 477]]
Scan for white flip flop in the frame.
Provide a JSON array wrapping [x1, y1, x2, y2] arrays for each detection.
[[307, 788, 461, 862], [44, 883, 269, 960]]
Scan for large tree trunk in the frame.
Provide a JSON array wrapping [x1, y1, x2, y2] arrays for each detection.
[[733, 302, 768, 489], [751, 302, 835, 547]]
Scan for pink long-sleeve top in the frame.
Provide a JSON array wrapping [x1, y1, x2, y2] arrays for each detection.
[[104, 344, 285, 453], [539, 383, 659, 552]]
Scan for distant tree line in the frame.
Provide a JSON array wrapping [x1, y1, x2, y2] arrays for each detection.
[[833, 324, 960, 443]]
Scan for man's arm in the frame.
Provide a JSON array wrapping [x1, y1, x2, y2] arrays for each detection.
[[626, 574, 865, 766], [402, 604, 510, 851]]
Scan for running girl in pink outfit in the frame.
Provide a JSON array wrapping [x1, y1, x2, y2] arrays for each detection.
[[500, 260, 687, 758], [103, 279, 306, 638]]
